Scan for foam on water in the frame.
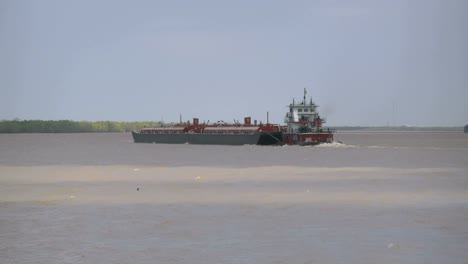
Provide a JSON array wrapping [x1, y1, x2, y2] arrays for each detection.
[[315, 141, 356, 148], [367, 145, 386, 149]]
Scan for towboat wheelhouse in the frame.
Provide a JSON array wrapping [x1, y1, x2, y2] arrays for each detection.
[[282, 88, 333, 145]]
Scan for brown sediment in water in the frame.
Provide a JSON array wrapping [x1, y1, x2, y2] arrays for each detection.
[[1, 165, 466, 206], [1, 165, 468, 263]]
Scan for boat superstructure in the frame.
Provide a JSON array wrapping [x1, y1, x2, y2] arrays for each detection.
[[282, 88, 334, 145]]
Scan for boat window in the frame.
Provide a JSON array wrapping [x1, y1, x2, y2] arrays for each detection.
[[298, 109, 303, 112], [304, 108, 309, 112]]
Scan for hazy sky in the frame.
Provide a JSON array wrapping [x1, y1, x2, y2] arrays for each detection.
[[1, 0, 467, 126]]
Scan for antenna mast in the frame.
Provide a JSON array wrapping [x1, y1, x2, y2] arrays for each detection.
[[303, 88, 307, 104]]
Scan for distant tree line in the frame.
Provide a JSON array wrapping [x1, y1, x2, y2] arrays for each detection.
[[330, 126, 463, 131], [0, 120, 463, 133], [0, 120, 172, 133]]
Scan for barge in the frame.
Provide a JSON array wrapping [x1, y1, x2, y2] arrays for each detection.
[[132, 89, 334, 145]]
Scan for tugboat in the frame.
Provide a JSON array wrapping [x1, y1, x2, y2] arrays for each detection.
[[132, 89, 333, 145], [282, 88, 334, 145]]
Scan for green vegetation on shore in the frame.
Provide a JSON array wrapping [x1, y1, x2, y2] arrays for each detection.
[[330, 126, 463, 132], [0, 120, 172, 133]]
